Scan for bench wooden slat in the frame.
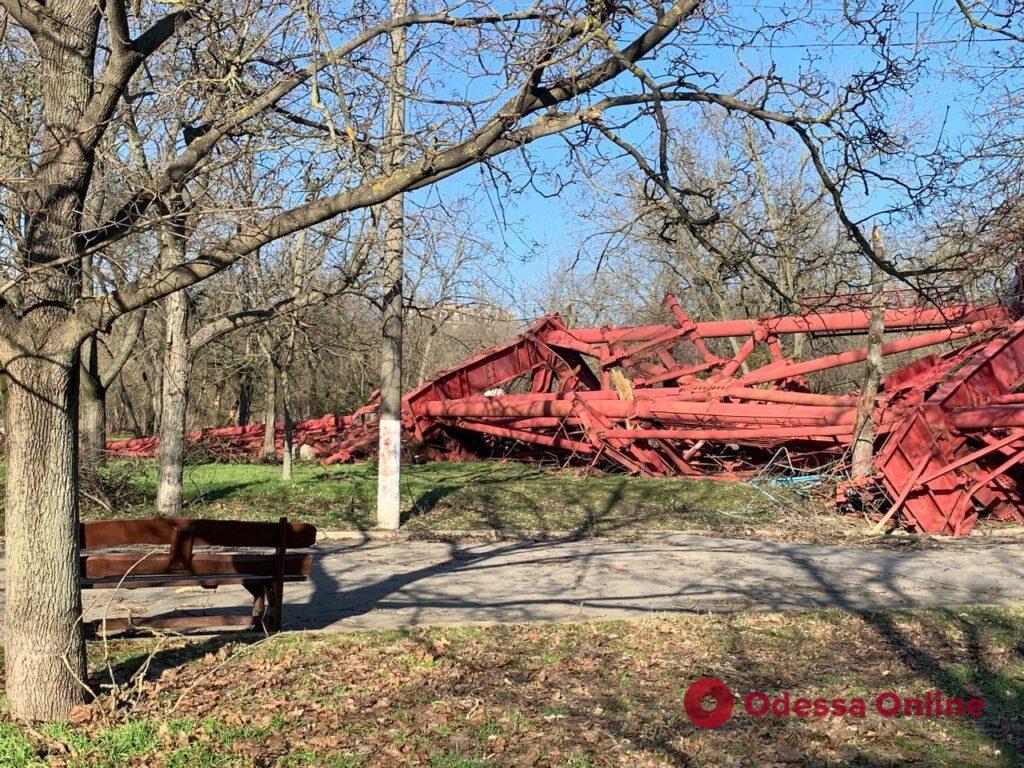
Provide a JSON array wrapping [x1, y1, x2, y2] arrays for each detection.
[[80, 552, 313, 581], [82, 573, 308, 589], [78, 516, 318, 635], [90, 615, 259, 634], [80, 517, 317, 550]]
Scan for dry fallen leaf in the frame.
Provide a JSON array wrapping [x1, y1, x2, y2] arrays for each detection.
[[67, 704, 94, 726]]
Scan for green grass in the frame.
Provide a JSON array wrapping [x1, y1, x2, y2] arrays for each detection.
[[1, 459, 786, 535], [1, 606, 1021, 766], [0, 722, 38, 768]]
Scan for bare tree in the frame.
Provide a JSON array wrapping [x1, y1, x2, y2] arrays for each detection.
[[377, 0, 408, 529], [0, 0, 709, 718], [568, 118, 860, 345], [156, 194, 371, 511]]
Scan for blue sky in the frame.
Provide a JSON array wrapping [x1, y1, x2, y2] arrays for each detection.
[[408, 2, 1017, 305]]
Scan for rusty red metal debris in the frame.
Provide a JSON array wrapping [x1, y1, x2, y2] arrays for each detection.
[[108, 293, 1024, 536]]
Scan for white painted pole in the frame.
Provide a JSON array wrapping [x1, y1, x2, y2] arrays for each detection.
[[376, 0, 407, 530]]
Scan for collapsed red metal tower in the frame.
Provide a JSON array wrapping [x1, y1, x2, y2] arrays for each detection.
[[109, 293, 1024, 536]]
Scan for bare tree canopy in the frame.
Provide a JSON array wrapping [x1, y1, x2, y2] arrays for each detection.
[[5, 0, 1024, 722], [0, 0, 720, 721]]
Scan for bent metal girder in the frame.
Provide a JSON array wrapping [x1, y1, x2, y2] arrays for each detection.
[[107, 295, 1024, 536]]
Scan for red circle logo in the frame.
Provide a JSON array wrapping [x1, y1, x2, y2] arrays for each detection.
[[684, 678, 734, 728]]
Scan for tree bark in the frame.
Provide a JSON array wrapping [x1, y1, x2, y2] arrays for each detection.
[[3, 0, 99, 721], [281, 367, 293, 481], [3, 348, 87, 721], [377, 0, 407, 531], [141, 350, 162, 436], [155, 221, 191, 515], [79, 334, 106, 467], [79, 310, 144, 465], [236, 369, 253, 427], [115, 377, 144, 439], [155, 290, 190, 514], [851, 225, 885, 479], [263, 354, 277, 461], [416, 327, 436, 385]]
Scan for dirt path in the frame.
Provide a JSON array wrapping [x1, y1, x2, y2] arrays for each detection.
[[46, 533, 1023, 632]]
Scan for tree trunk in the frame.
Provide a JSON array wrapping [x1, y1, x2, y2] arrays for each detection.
[[416, 328, 436, 385], [377, 0, 407, 531], [140, 352, 162, 436], [236, 369, 253, 427], [4, 0, 100, 720], [263, 354, 277, 461], [851, 226, 885, 479], [281, 367, 293, 481], [115, 377, 144, 439], [3, 349, 87, 721], [155, 286, 190, 515], [154, 208, 192, 515], [79, 334, 106, 467]]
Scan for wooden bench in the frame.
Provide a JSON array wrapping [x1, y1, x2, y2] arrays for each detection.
[[80, 516, 317, 635]]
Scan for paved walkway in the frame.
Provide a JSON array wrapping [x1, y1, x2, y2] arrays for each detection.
[[62, 534, 1024, 632]]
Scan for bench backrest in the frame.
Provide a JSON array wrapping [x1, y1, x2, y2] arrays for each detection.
[[80, 517, 317, 550], [80, 516, 317, 582]]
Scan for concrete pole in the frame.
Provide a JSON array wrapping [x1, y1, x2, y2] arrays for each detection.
[[376, 0, 406, 530]]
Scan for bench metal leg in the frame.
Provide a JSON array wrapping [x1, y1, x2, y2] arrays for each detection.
[[245, 582, 283, 633], [245, 583, 268, 631], [269, 518, 287, 632], [268, 581, 283, 632]]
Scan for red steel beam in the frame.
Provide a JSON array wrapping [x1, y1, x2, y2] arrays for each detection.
[[450, 420, 595, 452], [699, 387, 857, 407], [738, 321, 995, 386], [917, 428, 1024, 484], [600, 426, 852, 440], [421, 397, 857, 425], [107, 287, 1020, 538], [422, 386, 856, 408], [661, 295, 721, 362], [717, 330, 764, 378], [949, 404, 1024, 430], [545, 305, 1003, 346]]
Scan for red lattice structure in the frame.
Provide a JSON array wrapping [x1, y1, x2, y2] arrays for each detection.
[[108, 294, 1024, 536]]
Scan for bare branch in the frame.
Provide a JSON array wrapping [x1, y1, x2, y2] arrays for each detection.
[[0, 0, 45, 34], [98, 307, 146, 389], [80, 8, 556, 255], [78, 0, 704, 330]]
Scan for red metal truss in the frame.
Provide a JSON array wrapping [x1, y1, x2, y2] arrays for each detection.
[[107, 295, 1024, 536], [870, 315, 1024, 534]]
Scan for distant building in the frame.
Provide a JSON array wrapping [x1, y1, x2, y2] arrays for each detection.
[[431, 302, 517, 327]]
